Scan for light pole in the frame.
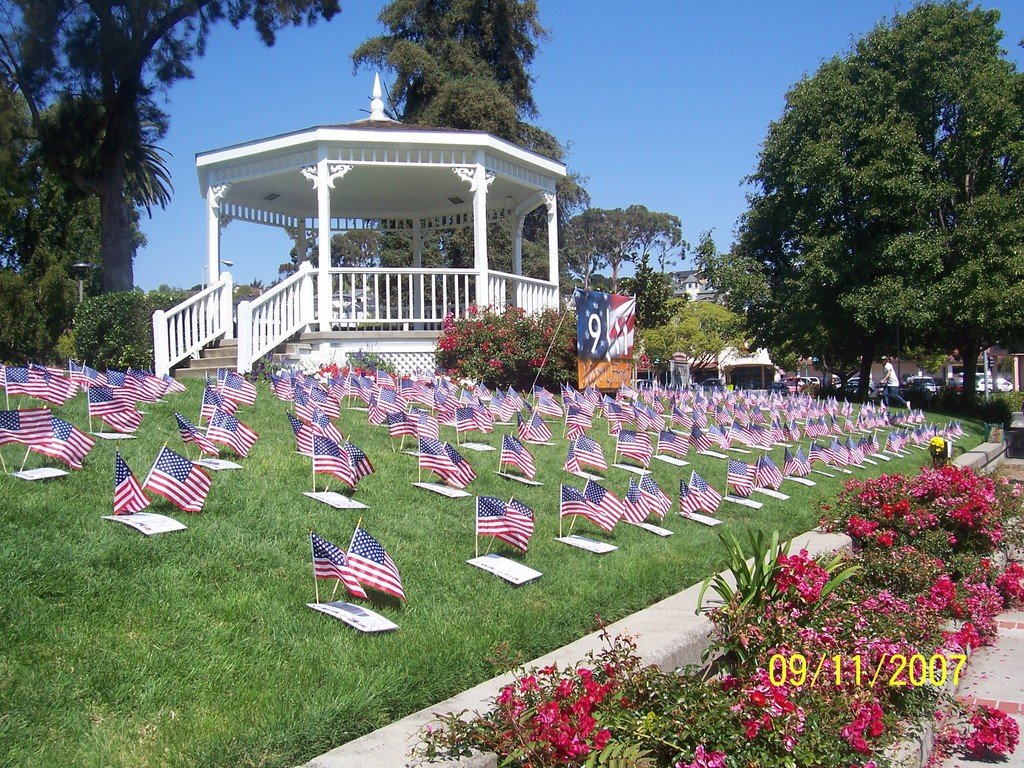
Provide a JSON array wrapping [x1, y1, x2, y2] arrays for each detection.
[[70, 262, 98, 303], [202, 260, 234, 289]]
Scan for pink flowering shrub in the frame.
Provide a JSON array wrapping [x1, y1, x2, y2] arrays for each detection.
[[965, 703, 1020, 757], [996, 562, 1024, 607], [435, 306, 577, 389]]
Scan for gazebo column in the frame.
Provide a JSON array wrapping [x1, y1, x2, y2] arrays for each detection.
[[544, 191, 559, 288], [206, 184, 229, 286], [302, 160, 351, 332], [412, 218, 423, 328], [512, 214, 525, 276], [454, 163, 495, 308]]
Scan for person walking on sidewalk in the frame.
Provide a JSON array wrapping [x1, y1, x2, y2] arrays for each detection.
[[881, 356, 909, 409]]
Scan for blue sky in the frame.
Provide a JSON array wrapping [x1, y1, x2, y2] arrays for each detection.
[[136, 0, 1024, 290]]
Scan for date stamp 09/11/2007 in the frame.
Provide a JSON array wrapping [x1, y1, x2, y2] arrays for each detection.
[[768, 652, 968, 688]]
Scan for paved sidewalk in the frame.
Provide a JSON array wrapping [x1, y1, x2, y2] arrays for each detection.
[[940, 610, 1024, 767]]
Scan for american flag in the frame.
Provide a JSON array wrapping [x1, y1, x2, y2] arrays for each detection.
[[476, 496, 534, 552], [755, 454, 785, 490], [31, 365, 76, 405], [310, 531, 367, 599], [672, 406, 694, 430], [566, 405, 593, 432], [308, 384, 340, 419], [313, 435, 355, 487], [828, 439, 849, 466], [386, 411, 418, 439], [707, 425, 732, 451], [69, 360, 105, 389], [580, 480, 624, 532], [727, 459, 756, 497], [202, 384, 236, 423], [443, 443, 476, 488], [504, 387, 526, 412], [638, 473, 672, 518], [656, 429, 688, 458], [30, 416, 95, 470], [563, 442, 582, 475], [291, 387, 314, 424], [678, 478, 705, 516], [3, 366, 44, 400], [311, 408, 345, 446], [126, 369, 167, 402], [345, 440, 375, 482], [113, 451, 150, 515], [413, 409, 440, 441], [535, 395, 562, 419], [455, 406, 478, 435], [623, 478, 652, 524], [162, 374, 187, 394], [105, 369, 127, 389], [472, 405, 493, 434], [419, 437, 457, 484], [0, 408, 52, 446], [87, 384, 133, 416], [789, 447, 811, 476], [518, 412, 552, 443], [270, 374, 294, 401], [207, 409, 259, 458], [500, 434, 536, 479], [347, 526, 405, 601], [219, 370, 258, 406], [144, 446, 212, 513], [809, 442, 827, 465], [689, 425, 713, 453], [572, 434, 607, 470], [287, 411, 315, 456], [175, 412, 219, 456], [616, 430, 652, 467], [688, 471, 722, 514], [560, 483, 591, 521]]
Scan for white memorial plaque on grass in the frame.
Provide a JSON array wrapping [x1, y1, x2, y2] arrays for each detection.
[[496, 471, 542, 486], [459, 442, 496, 452], [727, 447, 752, 454], [570, 470, 604, 482], [833, 467, 854, 474], [303, 491, 369, 510], [555, 535, 617, 554], [860, 457, 878, 466], [784, 476, 817, 487], [467, 554, 542, 585], [307, 601, 398, 633], [810, 469, 837, 478], [412, 482, 472, 498], [772, 442, 793, 448], [195, 458, 243, 471], [754, 488, 790, 500], [91, 432, 136, 440], [724, 495, 764, 509], [654, 454, 689, 467], [697, 450, 729, 459], [524, 440, 555, 446], [402, 450, 421, 458], [611, 463, 650, 476], [871, 453, 892, 461], [679, 511, 722, 526], [13, 467, 68, 481], [103, 513, 186, 536], [346, 406, 369, 412], [628, 521, 674, 537]]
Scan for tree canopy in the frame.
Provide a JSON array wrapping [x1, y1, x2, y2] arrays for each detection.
[[701, 1, 1024, 399], [640, 299, 745, 372], [1, 0, 340, 292]]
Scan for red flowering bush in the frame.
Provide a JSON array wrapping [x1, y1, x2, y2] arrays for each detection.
[[996, 562, 1024, 607], [435, 306, 577, 389], [964, 703, 1020, 757]]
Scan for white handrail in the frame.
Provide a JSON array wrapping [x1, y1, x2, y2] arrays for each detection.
[[327, 267, 479, 329], [152, 273, 234, 377], [235, 261, 315, 373], [485, 270, 559, 314]]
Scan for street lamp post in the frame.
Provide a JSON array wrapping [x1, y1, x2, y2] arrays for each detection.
[[70, 262, 98, 303], [202, 260, 235, 289]]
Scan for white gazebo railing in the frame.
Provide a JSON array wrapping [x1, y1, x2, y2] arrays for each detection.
[[327, 267, 479, 330], [152, 273, 234, 377], [235, 262, 315, 373], [486, 270, 559, 313]]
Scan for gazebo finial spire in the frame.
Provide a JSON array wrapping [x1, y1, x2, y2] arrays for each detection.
[[369, 73, 387, 121]]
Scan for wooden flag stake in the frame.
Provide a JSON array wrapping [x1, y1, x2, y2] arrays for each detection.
[[347, 517, 363, 557], [141, 443, 167, 491], [484, 535, 495, 556], [311, 454, 316, 494], [328, 578, 341, 603], [567, 514, 578, 536], [309, 531, 320, 604], [0, 447, 9, 475], [19, 444, 32, 472], [474, 500, 480, 559]]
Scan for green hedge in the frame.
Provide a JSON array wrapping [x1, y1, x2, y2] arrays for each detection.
[[74, 291, 154, 371]]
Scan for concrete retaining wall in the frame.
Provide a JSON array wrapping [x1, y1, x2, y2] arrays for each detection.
[[956, 441, 1007, 474]]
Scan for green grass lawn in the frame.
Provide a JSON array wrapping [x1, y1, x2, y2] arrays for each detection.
[[0, 382, 977, 768]]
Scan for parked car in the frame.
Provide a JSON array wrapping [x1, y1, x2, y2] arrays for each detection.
[[901, 376, 938, 401], [767, 381, 790, 396], [700, 377, 725, 392], [976, 375, 1013, 393]]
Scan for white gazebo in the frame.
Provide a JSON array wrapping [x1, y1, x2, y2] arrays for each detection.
[[153, 76, 566, 376]]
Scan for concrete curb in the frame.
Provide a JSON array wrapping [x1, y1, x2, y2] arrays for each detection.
[[303, 529, 852, 768], [956, 441, 1007, 474]]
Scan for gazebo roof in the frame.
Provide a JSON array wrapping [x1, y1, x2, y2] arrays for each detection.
[[195, 82, 566, 222]]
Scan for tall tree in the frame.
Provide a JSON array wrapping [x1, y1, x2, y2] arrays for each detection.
[[1, 0, 340, 292], [352, 0, 589, 279], [640, 299, 744, 373], [704, 2, 1024, 401]]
